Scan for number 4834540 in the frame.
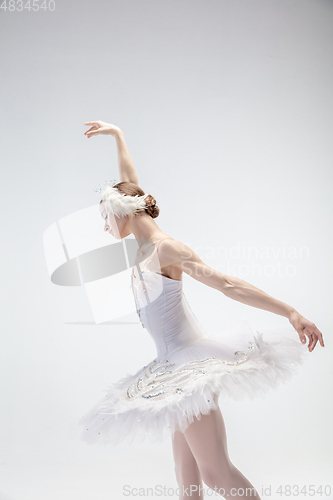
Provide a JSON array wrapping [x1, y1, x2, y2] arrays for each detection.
[[0, 0, 55, 11]]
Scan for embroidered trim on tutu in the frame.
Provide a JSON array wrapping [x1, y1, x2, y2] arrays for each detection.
[[125, 340, 258, 401]]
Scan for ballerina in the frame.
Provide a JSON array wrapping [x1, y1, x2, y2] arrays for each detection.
[[79, 120, 324, 500]]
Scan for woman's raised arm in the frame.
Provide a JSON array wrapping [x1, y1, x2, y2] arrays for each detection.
[[84, 120, 139, 185]]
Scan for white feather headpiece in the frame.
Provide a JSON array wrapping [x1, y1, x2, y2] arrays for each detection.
[[94, 179, 149, 218]]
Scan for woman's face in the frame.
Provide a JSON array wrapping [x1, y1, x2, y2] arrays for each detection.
[[99, 202, 128, 239]]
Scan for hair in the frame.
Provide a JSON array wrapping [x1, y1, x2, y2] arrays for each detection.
[[99, 181, 160, 219]]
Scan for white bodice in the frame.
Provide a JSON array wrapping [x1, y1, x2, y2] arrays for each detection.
[[131, 264, 209, 361]]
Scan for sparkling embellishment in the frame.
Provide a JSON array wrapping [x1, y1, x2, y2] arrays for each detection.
[[125, 340, 259, 402], [93, 178, 117, 194], [131, 267, 147, 329]]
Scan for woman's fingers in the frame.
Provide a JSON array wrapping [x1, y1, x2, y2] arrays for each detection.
[[84, 124, 100, 137], [299, 325, 324, 352], [86, 129, 100, 137], [308, 333, 317, 352], [315, 326, 325, 347], [308, 325, 324, 349], [84, 126, 96, 133], [298, 329, 311, 348], [298, 329, 307, 344], [84, 121, 99, 126]]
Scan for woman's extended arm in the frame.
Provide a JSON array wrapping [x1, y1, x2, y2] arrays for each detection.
[[84, 120, 139, 185], [215, 275, 324, 352], [158, 239, 324, 352]]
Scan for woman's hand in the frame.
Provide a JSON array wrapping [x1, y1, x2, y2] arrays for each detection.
[[84, 121, 122, 138], [289, 310, 324, 352]]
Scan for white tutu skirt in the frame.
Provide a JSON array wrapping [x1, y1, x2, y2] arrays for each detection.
[[78, 321, 308, 447]]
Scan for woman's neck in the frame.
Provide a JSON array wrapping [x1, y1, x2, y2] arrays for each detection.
[[129, 213, 169, 247]]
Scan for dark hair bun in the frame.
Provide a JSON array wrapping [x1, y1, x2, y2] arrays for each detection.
[[110, 181, 160, 219], [144, 194, 160, 219]]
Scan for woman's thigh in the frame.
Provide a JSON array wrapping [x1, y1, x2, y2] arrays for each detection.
[[172, 427, 198, 469], [182, 396, 232, 473]]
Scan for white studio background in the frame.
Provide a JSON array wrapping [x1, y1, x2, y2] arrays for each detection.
[[1, 1, 332, 499]]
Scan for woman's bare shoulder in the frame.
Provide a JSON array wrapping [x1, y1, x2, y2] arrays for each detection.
[[158, 237, 226, 289], [157, 237, 194, 263]]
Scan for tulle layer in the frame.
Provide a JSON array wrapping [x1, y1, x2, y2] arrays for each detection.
[[78, 323, 308, 447]]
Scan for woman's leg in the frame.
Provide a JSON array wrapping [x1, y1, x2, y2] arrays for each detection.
[[183, 395, 262, 500], [171, 427, 204, 499]]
